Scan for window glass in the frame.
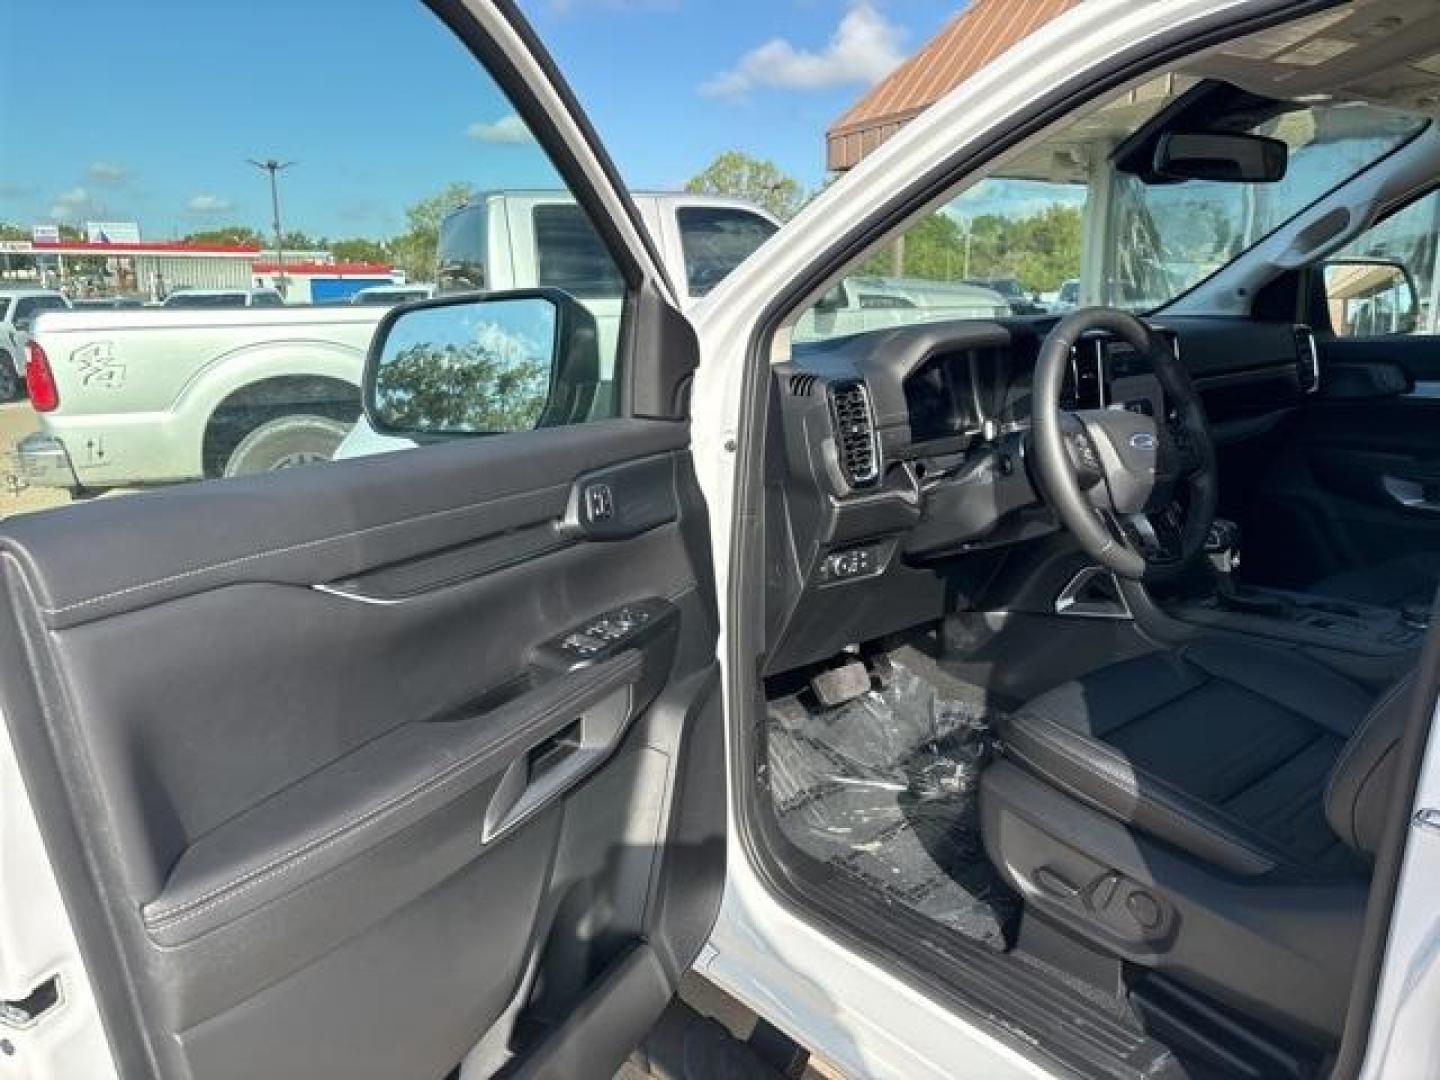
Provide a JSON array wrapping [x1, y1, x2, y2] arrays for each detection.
[[794, 73, 1426, 344], [677, 207, 777, 296], [0, 0, 627, 522], [532, 204, 626, 300]]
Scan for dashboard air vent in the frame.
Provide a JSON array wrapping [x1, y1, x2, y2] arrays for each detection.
[[788, 373, 818, 397], [829, 381, 879, 486], [1294, 325, 1320, 394]]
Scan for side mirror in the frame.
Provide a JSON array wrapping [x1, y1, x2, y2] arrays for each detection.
[[1322, 258, 1421, 337], [363, 289, 600, 437], [1153, 131, 1287, 183], [813, 282, 848, 313]]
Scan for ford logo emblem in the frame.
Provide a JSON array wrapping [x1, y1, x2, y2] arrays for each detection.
[[1130, 432, 1158, 450]]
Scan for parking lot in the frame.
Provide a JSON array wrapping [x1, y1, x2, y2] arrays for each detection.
[[0, 402, 68, 519]]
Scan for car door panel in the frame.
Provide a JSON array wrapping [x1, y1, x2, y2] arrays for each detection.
[[0, 417, 721, 1079], [1243, 374, 1440, 588]]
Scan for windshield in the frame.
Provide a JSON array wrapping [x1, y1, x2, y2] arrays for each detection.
[[796, 77, 1427, 342]]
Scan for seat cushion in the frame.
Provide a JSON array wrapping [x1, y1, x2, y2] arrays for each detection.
[[1001, 640, 1374, 878], [1310, 551, 1440, 610]]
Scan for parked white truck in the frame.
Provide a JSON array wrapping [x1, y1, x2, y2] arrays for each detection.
[[0, 288, 70, 402], [16, 191, 780, 494]]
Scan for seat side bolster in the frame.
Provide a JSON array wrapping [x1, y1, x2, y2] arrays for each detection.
[[1002, 713, 1282, 876], [1325, 671, 1415, 855]]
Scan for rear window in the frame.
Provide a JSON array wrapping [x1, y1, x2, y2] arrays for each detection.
[[164, 293, 248, 309], [677, 206, 777, 296], [250, 291, 284, 307], [437, 204, 488, 293], [533, 204, 625, 300], [14, 295, 68, 320]]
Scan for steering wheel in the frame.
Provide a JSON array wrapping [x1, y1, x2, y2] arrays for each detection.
[[1031, 308, 1217, 582]]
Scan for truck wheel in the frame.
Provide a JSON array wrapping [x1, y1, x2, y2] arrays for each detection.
[[0, 351, 22, 403], [221, 414, 352, 477]]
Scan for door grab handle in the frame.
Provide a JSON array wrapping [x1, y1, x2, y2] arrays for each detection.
[[1383, 476, 1440, 513], [482, 685, 632, 843]]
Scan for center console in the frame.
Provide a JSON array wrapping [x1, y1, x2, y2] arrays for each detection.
[[1150, 520, 1426, 660]]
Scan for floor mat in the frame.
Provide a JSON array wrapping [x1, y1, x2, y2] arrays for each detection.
[[765, 647, 1019, 950]]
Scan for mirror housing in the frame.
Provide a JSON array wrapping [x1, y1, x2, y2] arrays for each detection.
[[1153, 131, 1287, 183], [1322, 257, 1421, 337], [363, 288, 601, 438]]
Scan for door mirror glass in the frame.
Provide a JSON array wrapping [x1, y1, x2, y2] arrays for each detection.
[[1323, 259, 1420, 337], [365, 290, 600, 437], [1153, 131, 1288, 183]]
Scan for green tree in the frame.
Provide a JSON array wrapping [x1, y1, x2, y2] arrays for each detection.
[[184, 225, 262, 247], [330, 237, 391, 264], [686, 152, 804, 221], [375, 339, 547, 432], [390, 181, 478, 281]]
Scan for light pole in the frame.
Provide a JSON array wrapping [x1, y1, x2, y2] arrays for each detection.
[[248, 158, 295, 297]]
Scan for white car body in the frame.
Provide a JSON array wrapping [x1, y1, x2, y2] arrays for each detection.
[[6, 3, 1440, 1080], [0, 288, 70, 398]]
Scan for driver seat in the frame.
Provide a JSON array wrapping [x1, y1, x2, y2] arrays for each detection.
[[980, 638, 1412, 1041]]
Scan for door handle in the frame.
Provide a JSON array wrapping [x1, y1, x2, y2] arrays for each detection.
[[1383, 475, 1440, 512], [481, 683, 633, 843]]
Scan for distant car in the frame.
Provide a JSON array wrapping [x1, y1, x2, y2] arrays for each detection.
[[162, 288, 286, 309], [350, 284, 437, 306], [1056, 278, 1080, 309], [0, 287, 71, 401], [962, 276, 1049, 315]]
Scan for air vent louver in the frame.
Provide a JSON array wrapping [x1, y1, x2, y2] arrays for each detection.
[[830, 381, 879, 486], [1295, 325, 1320, 394], [788, 373, 818, 397]]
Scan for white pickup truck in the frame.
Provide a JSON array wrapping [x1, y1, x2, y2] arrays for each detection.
[[0, 288, 71, 402], [17, 191, 780, 494]]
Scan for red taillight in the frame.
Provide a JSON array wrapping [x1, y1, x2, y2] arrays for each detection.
[[25, 340, 58, 412]]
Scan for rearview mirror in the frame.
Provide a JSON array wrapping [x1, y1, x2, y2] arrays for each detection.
[[1153, 131, 1287, 183], [364, 289, 600, 437], [1322, 258, 1421, 337]]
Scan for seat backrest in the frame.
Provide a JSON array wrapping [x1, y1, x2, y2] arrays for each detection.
[[1325, 670, 1417, 856]]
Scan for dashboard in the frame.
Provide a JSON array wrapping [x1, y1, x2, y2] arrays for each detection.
[[764, 314, 1319, 673]]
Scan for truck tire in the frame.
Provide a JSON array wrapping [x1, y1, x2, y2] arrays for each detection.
[[221, 414, 351, 477], [0, 350, 22, 403]]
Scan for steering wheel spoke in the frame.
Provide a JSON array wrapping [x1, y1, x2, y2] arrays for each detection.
[[1033, 308, 1217, 582]]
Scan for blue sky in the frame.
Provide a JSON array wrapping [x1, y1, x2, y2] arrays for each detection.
[[0, 0, 956, 242]]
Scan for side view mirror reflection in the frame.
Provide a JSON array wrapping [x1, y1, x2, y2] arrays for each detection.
[[363, 289, 601, 437], [1322, 258, 1421, 337]]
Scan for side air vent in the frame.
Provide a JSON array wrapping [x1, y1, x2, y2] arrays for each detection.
[[788, 373, 819, 397], [1294, 325, 1320, 394], [829, 380, 879, 486]]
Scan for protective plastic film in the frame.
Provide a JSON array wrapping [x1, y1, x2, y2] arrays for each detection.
[[765, 648, 1017, 950]]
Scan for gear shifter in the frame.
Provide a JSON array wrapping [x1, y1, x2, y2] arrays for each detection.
[[1204, 519, 1290, 617]]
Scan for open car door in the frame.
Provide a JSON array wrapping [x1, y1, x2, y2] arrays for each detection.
[[0, 4, 723, 1078]]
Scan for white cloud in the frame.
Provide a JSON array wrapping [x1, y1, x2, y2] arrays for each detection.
[[49, 186, 102, 221], [700, 2, 906, 100], [187, 193, 234, 214], [87, 161, 128, 185], [466, 114, 536, 145]]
